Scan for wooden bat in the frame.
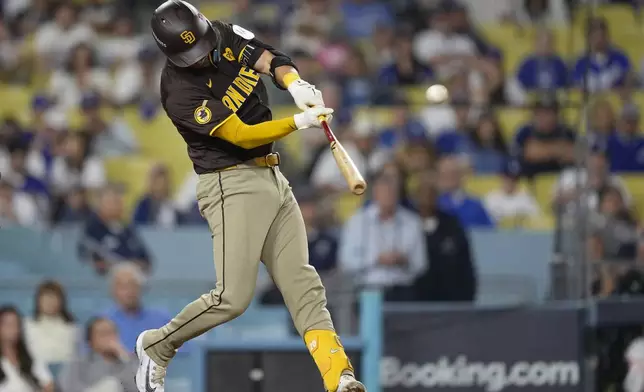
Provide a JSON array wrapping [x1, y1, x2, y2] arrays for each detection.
[[318, 115, 367, 195]]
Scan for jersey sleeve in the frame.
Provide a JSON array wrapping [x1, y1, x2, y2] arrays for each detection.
[[165, 88, 234, 136], [212, 21, 266, 67]]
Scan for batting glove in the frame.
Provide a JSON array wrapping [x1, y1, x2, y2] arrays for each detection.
[[294, 107, 334, 130], [288, 79, 325, 111]]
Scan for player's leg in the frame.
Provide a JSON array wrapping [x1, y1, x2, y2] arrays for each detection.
[[260, 169, 365, 392], [135, 168, 280, 391]]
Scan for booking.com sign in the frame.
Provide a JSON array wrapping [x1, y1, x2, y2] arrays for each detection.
[[380, 356, 580, 392]]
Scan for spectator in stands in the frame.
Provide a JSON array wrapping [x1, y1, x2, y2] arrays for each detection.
[[513, 97, 575, 176], [48, 42, 111, 113], [413, 1, 500, 104], [377, 32, 434, 86], [79, 185, 152, 275], [378, 98, 428, 150], [437, 155, 495, 228], [79, 92, 138, 157], [1, 140, 49, 216], [0, 306, 54, 392], [299, 188, 338, 272], [23, 95, 63, 181], [104, 263, 170, 351], [113, 46, 163, 108], [338, 46, 375, 107], [339, 170, 427, 301], [340, 0, 394, 39], [33, 2, 95, 69], [420, 71, 475, 136], [59, 317, 137, 392], [572, 17, 632, 92], [554, 150, 630, 211], [395, 139, 436, 177], [606, 103, 644, 172], [55, 186, 91, 224], [412, 171, 476, 302], [484, 160, 540, 223], [50, 131, 106, 196], [467, 111, 509, 173], [283, 0, 338, 54], [0, 20, 21, 78], [25, 280, 77, 364], [0, 180, 40, 227], [589, 99, 616, 151], [98, 15, 140, 66], [133, 164, 180, 228], [435, 94, 472, 156], [413, 0, 477, 75], [502, 0, 569, 26], [507, 28, 569, 105], [589, 186, 640, 297], [311, 117, 388, 191]]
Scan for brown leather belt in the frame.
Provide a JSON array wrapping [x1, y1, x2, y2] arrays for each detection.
[[218, 152, 280, 171]]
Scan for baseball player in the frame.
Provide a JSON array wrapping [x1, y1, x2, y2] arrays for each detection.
[[134, 1, 366, 392]]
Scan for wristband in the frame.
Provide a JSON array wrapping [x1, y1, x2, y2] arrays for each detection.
[[282, 72, 301, 88]]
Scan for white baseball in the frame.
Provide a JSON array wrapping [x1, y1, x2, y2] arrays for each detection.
[[425, 84, 448, 103]]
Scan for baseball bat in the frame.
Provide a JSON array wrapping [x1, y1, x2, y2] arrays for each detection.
[[318, 115, 367, 195]]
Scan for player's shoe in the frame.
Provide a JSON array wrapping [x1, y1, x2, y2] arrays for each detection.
[[336, 374, 366, 392], [134, 330, 166, 392]]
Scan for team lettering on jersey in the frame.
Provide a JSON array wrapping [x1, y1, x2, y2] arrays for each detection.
[[221, 67, 260, 112]]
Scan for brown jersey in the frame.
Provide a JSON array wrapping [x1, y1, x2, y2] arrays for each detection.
[[160, 22, 272, 173]]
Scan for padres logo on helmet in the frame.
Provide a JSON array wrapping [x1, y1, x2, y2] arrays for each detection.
[[180, 30, 196, 44]]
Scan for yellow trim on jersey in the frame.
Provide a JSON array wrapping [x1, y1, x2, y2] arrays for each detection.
[[210, 114, 297, 149], [209, 113, 236, 136], [238, 45, 247, 63]]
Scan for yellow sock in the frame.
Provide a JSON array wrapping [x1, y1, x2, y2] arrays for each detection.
[[304, 330, 354, 392]]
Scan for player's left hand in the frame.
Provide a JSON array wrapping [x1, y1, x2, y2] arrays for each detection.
[[288, 79, 324, 111]]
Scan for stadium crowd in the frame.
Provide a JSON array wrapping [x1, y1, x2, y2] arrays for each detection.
[[2, 0, 644, 390]]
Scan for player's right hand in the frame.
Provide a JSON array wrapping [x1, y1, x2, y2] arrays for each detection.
[[293, 107, 334, 130]]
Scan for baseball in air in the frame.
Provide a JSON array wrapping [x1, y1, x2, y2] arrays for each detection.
[[425, 84, 448, 103]]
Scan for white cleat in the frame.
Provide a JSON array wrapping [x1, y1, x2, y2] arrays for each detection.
[[134, 330, 166, 392], [336, 374, 367, 392]]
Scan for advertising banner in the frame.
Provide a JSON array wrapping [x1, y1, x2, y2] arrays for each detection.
[[382, 307, 583, 392]]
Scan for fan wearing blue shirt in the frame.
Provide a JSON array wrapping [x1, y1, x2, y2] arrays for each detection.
[[105, 263, 172, 352], [572, 17, 632, 91], [435, 94, 472, 156], [512, 29, 569, 99], [341, 0, 394, 39], [606, 104, 644, 172], [378, 98, 429, 149], [513, 98, 576, 176], [436, 155, 495, 228]]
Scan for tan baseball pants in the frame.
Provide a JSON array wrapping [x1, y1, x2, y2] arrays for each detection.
[[143, 164, 334, 366]]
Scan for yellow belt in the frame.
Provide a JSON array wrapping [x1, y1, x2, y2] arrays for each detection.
[[218, 152, 280, 171]]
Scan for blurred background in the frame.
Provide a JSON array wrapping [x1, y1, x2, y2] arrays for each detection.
[[3, 0, 644, 391]]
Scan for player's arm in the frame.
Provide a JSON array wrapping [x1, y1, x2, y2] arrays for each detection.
[[215, 22, 324, 110], [167, 93, 331, 149]]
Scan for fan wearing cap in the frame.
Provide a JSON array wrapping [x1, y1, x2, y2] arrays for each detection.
[[606, 104, 644, 172], [483, 160, 539, 224], [139, 2, 364, 392], [512, 97, 575, 177], [572, 17, 631, 92]]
